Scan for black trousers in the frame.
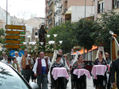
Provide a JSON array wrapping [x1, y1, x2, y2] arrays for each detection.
[[93, 75, 107, 89], [76, 75, 86, 89], [54, 77, 67, 89]]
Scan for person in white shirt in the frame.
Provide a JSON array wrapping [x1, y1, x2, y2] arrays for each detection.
[[15, 51, 22, 72], [33, 52, 50, 89]]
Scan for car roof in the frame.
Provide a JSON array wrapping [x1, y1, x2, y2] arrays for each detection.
[[0, 62, 8, 67]]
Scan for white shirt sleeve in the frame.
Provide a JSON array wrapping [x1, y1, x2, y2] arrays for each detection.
[[33, 58, 38, 74]]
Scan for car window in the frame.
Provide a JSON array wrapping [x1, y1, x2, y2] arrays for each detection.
[[0, 63, 30, 89]]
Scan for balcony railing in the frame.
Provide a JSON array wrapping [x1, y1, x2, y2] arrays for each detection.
[[48, 10, 53, 16], [48, 18, 52, 25], [62, 8, 67, 14], [48, 0, 53, 7]]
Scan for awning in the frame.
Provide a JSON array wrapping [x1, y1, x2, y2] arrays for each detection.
[[65, 10, 72, 15]]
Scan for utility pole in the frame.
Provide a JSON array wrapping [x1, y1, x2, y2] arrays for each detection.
[[6, 0, 8, 25], [84, 0, 87, 18], [83, 0, 87, 59]]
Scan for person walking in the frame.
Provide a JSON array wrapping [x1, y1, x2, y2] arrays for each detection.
[[72, 54, 86, 89], [58, 49, 70, 70], [15, 51, 22, 73], [93, 51, 107, 89], [21, 49, 31, 83], [33, 52, 50, 89], [12, 57, 20, 72], [110, 50, 119, 89]]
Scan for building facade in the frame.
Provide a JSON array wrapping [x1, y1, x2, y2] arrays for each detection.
[[46, 0, 55, 30], [46, 0, 95, 29], [94, 0, 119, 19], [0, 7, 11, 29], [65, 0, 95, 22], [54, 0, 62, 26]]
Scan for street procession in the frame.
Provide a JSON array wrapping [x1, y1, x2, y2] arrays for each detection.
[[1, 0, 119, 89]]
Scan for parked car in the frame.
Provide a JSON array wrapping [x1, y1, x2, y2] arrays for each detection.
[[0, 62, 38, 89]]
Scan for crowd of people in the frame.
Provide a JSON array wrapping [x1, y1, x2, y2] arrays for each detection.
[[0, 48, 119, 89]]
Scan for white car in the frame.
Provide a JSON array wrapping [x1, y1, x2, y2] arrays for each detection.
[[0, 62, 38, 89]]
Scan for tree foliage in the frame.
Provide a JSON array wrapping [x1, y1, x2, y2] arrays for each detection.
[[47, 11, 119, 53], [95, 11, 119, 52], [47, 22, 78, 53], [74, 19, 100, 50], [0, 28, 5, 44]]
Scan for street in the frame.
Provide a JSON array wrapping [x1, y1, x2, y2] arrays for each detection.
[[30, 74, 95, 89]]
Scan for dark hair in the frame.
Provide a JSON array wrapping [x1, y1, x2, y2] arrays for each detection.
[[99, 51, 103, 55], [56, 54, 62, 59], [78, 55, 81, 58]]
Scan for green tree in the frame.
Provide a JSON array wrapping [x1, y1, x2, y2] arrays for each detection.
[[95, 11, 119, 52], [75, 19, 100, 50], [0, 28, 5, 44], [48, 21, 78, 53]]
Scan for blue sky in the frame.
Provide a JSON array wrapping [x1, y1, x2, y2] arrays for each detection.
[[0, 0, 45, 19]]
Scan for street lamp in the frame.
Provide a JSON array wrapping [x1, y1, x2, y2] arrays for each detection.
[[53, 34, 58, 37], [47, 34, 50, 38], [40, 42, 44, 45], [48, 41, 55, 45], [59, 40, 63, 44], [109, 31, 114, 35]]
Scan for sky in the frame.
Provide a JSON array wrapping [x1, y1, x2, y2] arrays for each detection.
[[0, 0, 45, 19]]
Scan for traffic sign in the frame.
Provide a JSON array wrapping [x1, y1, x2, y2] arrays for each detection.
[[5, 25, 26, 30], [19, 50, 24, 57], [5, 35, 25, 39], [6, 31, 26, 34], [5, 45, 20, 49], [5, 40, 21, 44], [9, 50, 15, 57]]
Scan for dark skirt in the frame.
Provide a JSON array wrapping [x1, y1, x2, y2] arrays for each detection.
[[93, 75, 107, 89], [71, 74, 86, 89], [51, 77, 67, 89]]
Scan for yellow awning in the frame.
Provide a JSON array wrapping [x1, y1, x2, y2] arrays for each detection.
[[65, 10, 72, 15]]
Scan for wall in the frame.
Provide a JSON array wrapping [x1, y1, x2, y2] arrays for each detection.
[[71, 6, 95, 22], [68, 0, 94, 8]]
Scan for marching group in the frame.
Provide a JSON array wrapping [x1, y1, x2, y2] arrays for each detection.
[[0, 49, 119, 89]]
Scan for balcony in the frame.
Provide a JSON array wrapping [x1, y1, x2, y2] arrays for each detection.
[[62, 8, 67, 14], [48, 18, 52, 25], [48, 10, 53, 16], [48, 0, 53, 7]]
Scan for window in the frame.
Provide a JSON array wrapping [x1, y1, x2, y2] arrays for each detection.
[[113, 0, 119, 9], [97, 1, 104, 13], [0, 63, 31, 89]]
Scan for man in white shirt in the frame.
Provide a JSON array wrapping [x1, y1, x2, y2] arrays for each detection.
[[33, 52, 50, 89]]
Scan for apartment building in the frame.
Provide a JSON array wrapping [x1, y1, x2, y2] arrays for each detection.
[[0, 7, 11, 29], [64, 0, 95, 22], [46, 0, 55, 30], [46, 0, 95, 29], [54, 0, 62, 26], [94, 0, 119, 19]]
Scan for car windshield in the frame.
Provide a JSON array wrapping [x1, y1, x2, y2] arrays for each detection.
[[0, 63, 30, 89]]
